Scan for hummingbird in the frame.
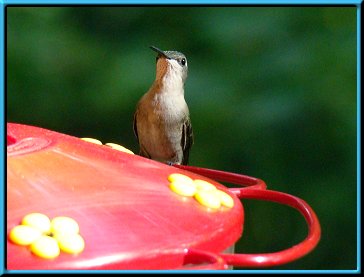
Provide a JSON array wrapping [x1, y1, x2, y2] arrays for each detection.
[[133, 46, 193, 165]]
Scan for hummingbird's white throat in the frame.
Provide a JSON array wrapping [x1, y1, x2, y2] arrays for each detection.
[[158, 59, 185, 96]]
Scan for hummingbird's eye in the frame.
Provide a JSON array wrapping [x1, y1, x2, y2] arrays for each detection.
[[180, 58, 186, 66]]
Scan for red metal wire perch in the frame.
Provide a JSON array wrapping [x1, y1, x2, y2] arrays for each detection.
[[222, 189, 321, 268], [174, 164, 321, 268], [173, 164, 267, 190]]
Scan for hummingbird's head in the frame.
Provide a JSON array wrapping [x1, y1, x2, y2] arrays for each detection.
[[150, 46, 188, 84]]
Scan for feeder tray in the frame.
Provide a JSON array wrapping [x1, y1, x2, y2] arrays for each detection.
[[7, 123, 321, 270]]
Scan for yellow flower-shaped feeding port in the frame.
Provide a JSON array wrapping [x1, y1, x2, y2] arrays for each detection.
[[168, 173, 196, 197], [194, 190, 221, 209], [30, 235, 60, 259], [81, 137, 134, 154], [168, 173, 234, 210], [21, 212, 51, 234], [54, 233, 85, 255], [9, 213, 85, 259], [9, 225, 42, 246], [51, 216, 80, 236], [80, 137, 103, 145], [105, 143, 135, 154]]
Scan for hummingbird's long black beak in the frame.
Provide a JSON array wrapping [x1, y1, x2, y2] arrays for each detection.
[[150, 46, 170, 59]]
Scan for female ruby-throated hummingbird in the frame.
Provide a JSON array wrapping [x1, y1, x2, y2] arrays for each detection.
[[133, 46, 193, 165]]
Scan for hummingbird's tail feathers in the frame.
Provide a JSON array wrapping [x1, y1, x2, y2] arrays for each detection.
[[139, 146, 151, 159]]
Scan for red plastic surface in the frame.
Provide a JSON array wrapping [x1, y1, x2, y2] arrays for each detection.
[[7, 123, 321, 270], [7, 123, 243, 270]]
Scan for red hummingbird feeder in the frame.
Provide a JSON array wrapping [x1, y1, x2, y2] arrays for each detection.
[[7, 123, 321, 270]]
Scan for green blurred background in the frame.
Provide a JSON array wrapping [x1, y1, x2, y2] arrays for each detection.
[[7, 6, 357, 270]]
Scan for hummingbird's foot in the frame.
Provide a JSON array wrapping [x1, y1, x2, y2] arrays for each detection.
[[166, 161, 181, 166]]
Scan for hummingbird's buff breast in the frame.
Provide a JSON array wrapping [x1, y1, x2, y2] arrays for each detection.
[[135, 91, 189, 163]]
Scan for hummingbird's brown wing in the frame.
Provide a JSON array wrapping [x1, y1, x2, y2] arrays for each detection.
[[133, 111, 139, 141], [133, 110, 151, 159], [181, 117, 193, 165]]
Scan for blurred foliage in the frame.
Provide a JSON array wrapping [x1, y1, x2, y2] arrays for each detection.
[[7, 6, 357, 270]]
